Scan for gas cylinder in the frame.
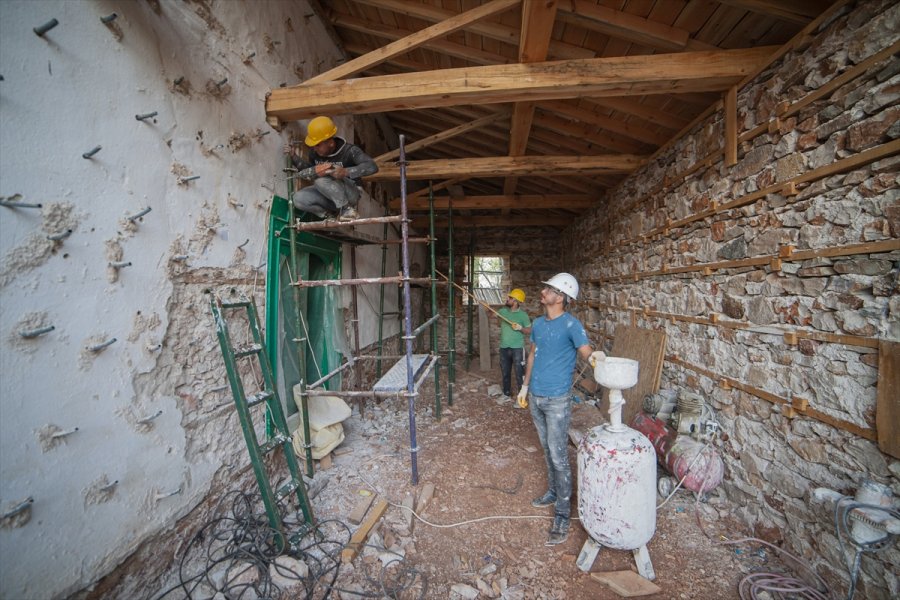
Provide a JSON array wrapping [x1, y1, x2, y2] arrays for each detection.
[[631, 412, 724, 494], [577, 357, 656, 550]]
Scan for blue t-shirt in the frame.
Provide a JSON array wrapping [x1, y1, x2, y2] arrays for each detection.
[[529, 312, 590, 397]]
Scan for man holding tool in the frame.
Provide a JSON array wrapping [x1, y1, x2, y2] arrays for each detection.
[[283, 116, 378, 221], [496, 289, 531, 403], [517, 273, 604, 546]]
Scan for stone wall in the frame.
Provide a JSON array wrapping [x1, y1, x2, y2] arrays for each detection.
[[564, 1, 899, 597]]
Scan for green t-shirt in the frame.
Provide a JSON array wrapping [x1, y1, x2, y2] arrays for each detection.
[[498, 306, 531, 349]]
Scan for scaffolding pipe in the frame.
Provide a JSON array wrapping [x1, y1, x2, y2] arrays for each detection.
[[376, 223, 388, 378], [295, 215, 402, 231], [293, 276, 431, 287], [411, 314, 440, 338], [429, 182, 442, 420], [399, 135, 419, 485], [447, 199, 456, 407], [308, 359, 356, 389], [466, 241, 474, 371], [350, 247, 361, 385]]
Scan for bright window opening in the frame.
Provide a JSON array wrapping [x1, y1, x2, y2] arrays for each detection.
[[465, 256, 508, 305]]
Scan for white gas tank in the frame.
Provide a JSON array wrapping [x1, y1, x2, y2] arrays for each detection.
[[577, 424, 657, 549], [577, 355, 656, 550]]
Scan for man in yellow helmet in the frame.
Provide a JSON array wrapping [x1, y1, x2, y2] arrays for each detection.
[[283, 116, 378, 221], [497, 288, 531, 402]]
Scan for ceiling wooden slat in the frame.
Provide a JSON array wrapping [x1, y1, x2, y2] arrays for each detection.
[[371, 154, 646, 181], [391, 194, 595, 211]]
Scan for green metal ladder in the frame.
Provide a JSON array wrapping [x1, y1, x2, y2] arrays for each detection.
[[209, 293, 314, 548]]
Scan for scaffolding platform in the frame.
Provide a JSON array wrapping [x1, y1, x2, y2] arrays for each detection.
[[374, 354, 430, 393]]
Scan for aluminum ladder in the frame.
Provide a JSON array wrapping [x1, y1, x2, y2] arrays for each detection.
[[209, 293, 314, 549]]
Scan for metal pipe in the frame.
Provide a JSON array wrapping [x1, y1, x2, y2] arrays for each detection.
[[19, 325, 54, 338], [135, 111, 157, 121], [293, 275, 430, 287], [466, 241, 474, 371], [82, 146, 102, 159], [376, 223, 388, 378], [127, 207, 152, 221], [399, 135, 419, 485], [33, 19, 58, 36], [87, 337, 117, 352], [50, 427, 78, 439], [447, 199, 455, 407], [137, 410, 163, 425], [47, 229, 72, 241], [308, 359, 355, 389], [179, 175, 200, 183], [411, 314, 439, 338], [100, 13, 117, 24], [109, 261, 132, 268], [0, 199, 42, 209], [294, 215, 402, 231], [429, 182, 442, 419], [2, 497, 33, 520], [350, 247, 361, 380]]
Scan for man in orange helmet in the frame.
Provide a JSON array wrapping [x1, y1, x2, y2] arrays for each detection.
[[284, 116, 378, 221]]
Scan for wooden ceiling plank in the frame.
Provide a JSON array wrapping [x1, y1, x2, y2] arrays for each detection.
[[266, 47, 777, 121], [556, 0, 717, 52], [371, 154, 646, 181], [582, 97, 688, 132], [349, 0, 594, 60], [306, 0, 520, 83], [540, 100, 670, 146], [715, 0, 821, 25], [375, 112, 509, 162], [330, 13, 513, 65]]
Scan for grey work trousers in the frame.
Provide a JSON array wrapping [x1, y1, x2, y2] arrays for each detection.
[[528, 393, 573, 519], [292, 177, 360, 218]]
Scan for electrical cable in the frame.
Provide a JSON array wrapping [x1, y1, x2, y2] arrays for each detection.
[[151, 489, 428, 600]]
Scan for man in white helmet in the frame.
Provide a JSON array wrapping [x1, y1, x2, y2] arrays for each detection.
[[283, 116, 378, 221], [517, 273, 598, 546]]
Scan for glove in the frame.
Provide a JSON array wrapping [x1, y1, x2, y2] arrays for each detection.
[[517, 385, 529, 408], [589, 350, 606, 368], [511, 323, 522, 331]]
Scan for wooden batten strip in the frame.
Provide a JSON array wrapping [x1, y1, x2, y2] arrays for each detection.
[[668, 355, 876, 441]]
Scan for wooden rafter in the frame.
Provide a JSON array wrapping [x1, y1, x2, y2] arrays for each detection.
[[307, 0, 520, 83], [375, 112, 509, 162], [715, 0, 822, 25], [369, 154, 646, 181], [411, 214, 572, 229], [266, 48, 777, 122], [390, 194, 594, 211]]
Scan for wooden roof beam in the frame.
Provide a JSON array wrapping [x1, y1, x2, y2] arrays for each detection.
[[266, 47, 777, 121], [557, 0, 718, 52], [307, 0, 520, 83], [375, 112, 509, 162], [369, 154, 645, 181], [412, 215, 572, 229], [391, 194, 595, 211]]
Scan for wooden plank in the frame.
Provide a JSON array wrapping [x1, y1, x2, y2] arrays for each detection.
[[375, 113, 505, 163], [877, 341, 900, 458], [266, 48, 777, 122], [400, 495, 415, 534], [590, 570, 662, 597], [479, 306, 492, 371], [416, 482, 436, 514], [341, 498, 388, 563], [306, 0, 520, 83], [347, 493, 374, 525], [411, 214, 571, 229], [724, 85, 737, 166], [608, 326, 667, 425]]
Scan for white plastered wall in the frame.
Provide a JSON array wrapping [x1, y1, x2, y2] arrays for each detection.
[[0, 1, 378, 597]]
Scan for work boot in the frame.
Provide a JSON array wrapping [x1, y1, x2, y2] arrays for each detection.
[[531, 490, 556, 508], [338, 205, 359, 221], [545, 515, 570, 546]]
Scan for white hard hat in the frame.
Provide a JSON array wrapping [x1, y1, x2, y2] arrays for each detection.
[[542, 272, 579, 300]]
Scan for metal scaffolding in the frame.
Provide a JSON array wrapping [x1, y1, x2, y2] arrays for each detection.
[[283, 135, 454, 485]]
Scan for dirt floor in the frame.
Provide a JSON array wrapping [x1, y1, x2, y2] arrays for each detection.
[[151, 362, 794, 599], [303, 364, 785, 600]]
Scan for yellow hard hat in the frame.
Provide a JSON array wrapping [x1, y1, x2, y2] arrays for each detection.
[[508, 288, 525, 303], [305, 116, 338, 146]]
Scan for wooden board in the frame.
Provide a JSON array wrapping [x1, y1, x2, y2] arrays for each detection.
[[341, 498, 388, 563], [479, 305, 491, 371], [607, 325, 667, 424], [877, 340, 900, 458], [590, 571, 662, 597], [347, 493, 374, 525]]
